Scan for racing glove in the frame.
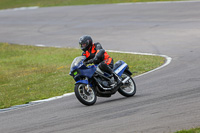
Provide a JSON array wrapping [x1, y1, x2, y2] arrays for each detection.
[[84, 59, 94, 65]]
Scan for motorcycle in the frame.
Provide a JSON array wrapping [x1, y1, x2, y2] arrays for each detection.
[[69, 56, 136, 106]]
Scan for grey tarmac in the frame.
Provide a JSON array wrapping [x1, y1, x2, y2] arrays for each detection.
[[0, 1, 200, 133]]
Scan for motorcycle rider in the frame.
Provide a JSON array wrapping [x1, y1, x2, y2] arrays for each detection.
[[79, 35, 122, 87]]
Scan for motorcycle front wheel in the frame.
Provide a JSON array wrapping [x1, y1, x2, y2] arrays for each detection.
[[118, 72, 136, 97], [74, 83, 97, 106]]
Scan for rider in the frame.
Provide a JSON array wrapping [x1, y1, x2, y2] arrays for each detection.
[[79, 35, 122, 87]]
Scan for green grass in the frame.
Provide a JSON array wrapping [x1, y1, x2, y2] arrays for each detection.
[[175, 128, 200, 133], [0, 43, 165, 109], [0, 0, 179, 10]]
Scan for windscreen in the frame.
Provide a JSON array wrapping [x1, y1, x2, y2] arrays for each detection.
[[70, 56, 86, 69]]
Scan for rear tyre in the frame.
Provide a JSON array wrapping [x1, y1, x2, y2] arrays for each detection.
[[118, 72, 136, 97], [74, 83, 97, 106]]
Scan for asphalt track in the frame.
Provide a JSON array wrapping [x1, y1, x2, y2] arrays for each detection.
[[0, 1, 200, 133]]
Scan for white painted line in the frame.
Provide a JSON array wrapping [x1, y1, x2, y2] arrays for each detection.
[[116, 3, 133, 5], [0, 49, 172, 112], [35, 44, 62, 48], [35, 44, 46, 47], [0, 6, 39, 12], [135, 54, 172, 78], [0, 93, 75, 113], [13, 6, 39, 11], [0, 1, 199, 13], [107, 50, 172, 78], [116, 0, 200, 5], [30, 92, 74, 104], [136, 1, 200, 4]]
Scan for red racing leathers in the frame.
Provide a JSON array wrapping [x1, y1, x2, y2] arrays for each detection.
[[82, 42, 113, 74]]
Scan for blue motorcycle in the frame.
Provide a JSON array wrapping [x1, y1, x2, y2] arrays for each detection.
[[69, 56, 136, 106]]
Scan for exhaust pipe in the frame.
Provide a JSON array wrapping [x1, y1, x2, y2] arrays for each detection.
[[122, 77, 130, 84]]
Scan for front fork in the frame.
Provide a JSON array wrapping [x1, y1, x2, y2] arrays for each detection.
[[75, 77, 92, 93]]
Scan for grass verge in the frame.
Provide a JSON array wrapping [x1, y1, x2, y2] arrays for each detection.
[[0, 0, 179, 10], [0, 43, 165, 109], [175, 128, 200, 133]]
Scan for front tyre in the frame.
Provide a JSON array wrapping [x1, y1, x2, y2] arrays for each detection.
[[118, 72, 136, 97], [74, 83, 97, 106]]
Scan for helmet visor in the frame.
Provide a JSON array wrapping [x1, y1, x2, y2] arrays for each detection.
[[79, 43, 88, 50]]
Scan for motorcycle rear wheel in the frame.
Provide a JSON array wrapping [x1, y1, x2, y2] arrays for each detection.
[[74, 83, 97, 106], [118, 72, 136, 97]]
